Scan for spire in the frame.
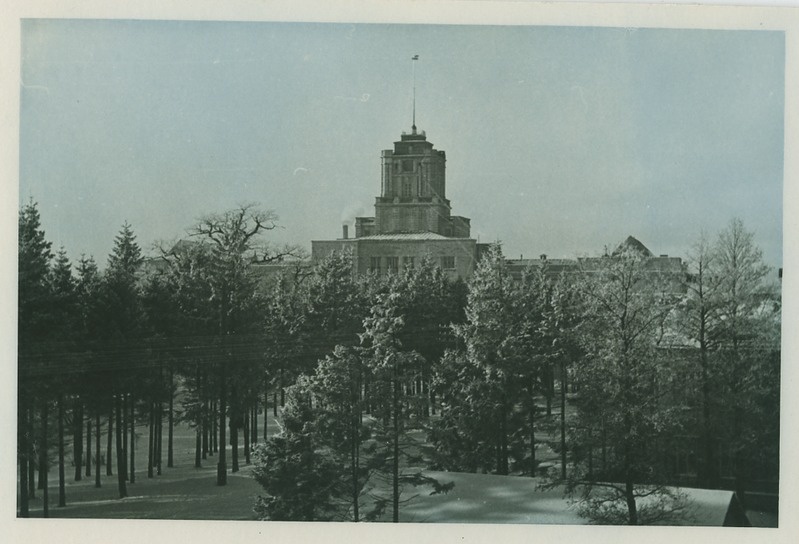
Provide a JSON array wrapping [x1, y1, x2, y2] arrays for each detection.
[[412, 54, 419, 134]]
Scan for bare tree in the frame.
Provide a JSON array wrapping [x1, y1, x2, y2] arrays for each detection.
[[710, 218, 776, 500], [679, 231, 724, 488], [549, 245, 689, 525]]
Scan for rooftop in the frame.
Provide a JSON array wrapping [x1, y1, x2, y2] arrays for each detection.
[[356, 232, 473, 241]]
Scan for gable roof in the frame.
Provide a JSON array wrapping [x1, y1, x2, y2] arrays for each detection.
[[612, 235, 653, 257]]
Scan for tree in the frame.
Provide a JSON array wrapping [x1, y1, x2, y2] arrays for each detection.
[[187, 204, 301, 485], [302, 250, 366, 361], [550, 245, 689, 525], [47, 247, 79, 507], [431, 244, 529, 475], [252, 405, 343, 520], [17, 200, 53, 517], [99, 222, 145, 498], [678, 231, 724, 488], [382, 256, 466, 419], [308, 346, 372, 520], [263, 262, 310, 420], [74, 255, 103, 487], [709, 218, 777, 500], [518, 265, 583, 478], [155, 240, 218, 470], [18, 200, 53, 342], [362, 276, 454, 522]]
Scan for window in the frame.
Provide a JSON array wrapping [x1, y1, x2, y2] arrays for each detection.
[[402, 180, 412, 198], [386, 256, 399, 274], [403, 256, 415, 269], [370, 256, 381, 273], [402, 159, 414, 172], [441, 256, 455, 270]]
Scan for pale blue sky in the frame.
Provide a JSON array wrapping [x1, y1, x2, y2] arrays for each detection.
[[20, 20, 784, 268]]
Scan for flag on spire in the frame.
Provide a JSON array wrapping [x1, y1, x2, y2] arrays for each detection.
[[412, 54, 419, 60]]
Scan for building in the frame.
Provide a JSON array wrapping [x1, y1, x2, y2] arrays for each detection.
[[312, 126, 480, 280], [311, 124, 687, 285]]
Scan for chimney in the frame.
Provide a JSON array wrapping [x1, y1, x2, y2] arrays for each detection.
[[342, 224, 349, 239]]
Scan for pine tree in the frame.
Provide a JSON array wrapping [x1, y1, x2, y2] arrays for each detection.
[[100, 222, 145, 498], [17, 200, 53, 517], [47, 247, 78, 507], [361, 273, 454, 522], [431, 244, 528, 475]]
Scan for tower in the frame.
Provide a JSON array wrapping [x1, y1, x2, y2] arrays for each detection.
[[354, 128, 470, 238], [311, 56, 477, 279]]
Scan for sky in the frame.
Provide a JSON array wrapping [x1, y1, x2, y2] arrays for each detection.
[[19, 19, 785, 270]]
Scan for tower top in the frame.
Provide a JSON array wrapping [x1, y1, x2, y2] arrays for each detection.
[[412, 54, 419, 134]]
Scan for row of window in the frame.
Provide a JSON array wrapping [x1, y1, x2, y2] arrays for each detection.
[[368, 256, 456, 273]]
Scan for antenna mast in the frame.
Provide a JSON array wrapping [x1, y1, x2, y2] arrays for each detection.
[[412, 54, 419, 133]]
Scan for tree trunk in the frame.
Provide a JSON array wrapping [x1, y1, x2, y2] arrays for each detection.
[[28, 406, 36, 499], [560, 362, 567, 480], [700, 346, 719, 488], [217, 370, 228, 486], [18, 399, 29, 517], [251, 403, 257, 446], [122, 394, 128, 482], [115, 395, 127, 498], [105, 408, 113, 476], [212, 400, 218, 454], [280, 367, 285, 408], [73, 398, 83, 481], [625, 480, 638, 525], [147, 401, 154, 479], [601, 421, 607, 476], [19, 454, 29, 516], [263, 389, 268, 440], [57, 394, 66, 507], [196, 365, 204, 468], [41, 400, 49, 518], [202, 396, 209, 460], [156, 401, 163, 476], [498, 392, 509, 475], [195, 424, 202, 468], [244, 407, 251, 465], [168, 367, 174, 468], [231, 413, 239, 473], [202, 369, 209, 458], [129, 395, 135, 484], [38, 419, 46, 491], [392, 368, 400, 523], [733, 401, 746, 506], [85, 416, 92, 478], [529, 386, 536, 476], [364, 371, 371, 414], [94, 412, 101, 488], [351, 384, 360, 522]]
